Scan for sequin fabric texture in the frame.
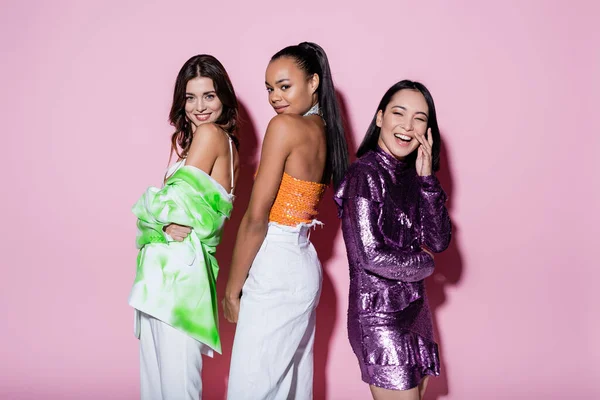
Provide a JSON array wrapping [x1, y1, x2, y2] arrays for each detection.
[[269, 172, 327, 226], [334, 146, 452, 390]]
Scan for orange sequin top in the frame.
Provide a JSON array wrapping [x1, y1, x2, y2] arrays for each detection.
[[269, 172, 327, 226]]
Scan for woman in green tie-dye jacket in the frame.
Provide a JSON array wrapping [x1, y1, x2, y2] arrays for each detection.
[[128, 54, 239, 400]]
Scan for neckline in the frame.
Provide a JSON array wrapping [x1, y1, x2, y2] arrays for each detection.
[[283, 171, 327, 187], [374, 145, 410, 171], [303, 103, 321, 117]]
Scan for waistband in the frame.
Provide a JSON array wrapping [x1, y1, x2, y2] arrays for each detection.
[[265, 220, 323, 245]]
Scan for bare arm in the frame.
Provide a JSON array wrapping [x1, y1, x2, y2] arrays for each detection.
[[223, 115, 297, 322], [185, 123, 226, 173], [164, 124, 225, 241]]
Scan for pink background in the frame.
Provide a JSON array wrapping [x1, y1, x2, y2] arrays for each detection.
[[1, 0, 598, 399]]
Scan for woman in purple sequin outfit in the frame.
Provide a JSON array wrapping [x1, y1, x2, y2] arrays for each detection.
[[335, 81, 451, 399]]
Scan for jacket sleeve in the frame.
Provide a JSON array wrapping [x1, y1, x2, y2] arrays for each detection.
[[418, 175, 452, 253], [335, 165, 434, 282], [132, 166, 226, 248]]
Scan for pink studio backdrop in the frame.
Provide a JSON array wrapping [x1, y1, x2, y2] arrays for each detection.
[[1, 0, 598, 399]]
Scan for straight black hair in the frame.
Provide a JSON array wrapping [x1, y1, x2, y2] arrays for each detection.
[[357, 80, 441, 172]]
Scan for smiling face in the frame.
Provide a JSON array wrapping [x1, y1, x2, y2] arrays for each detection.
[[376, 89, 429, 160], [184, 76, 223, 132], [265, 56, 319, 115]]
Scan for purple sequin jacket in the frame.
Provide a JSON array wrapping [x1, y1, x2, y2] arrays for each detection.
[[334, 146, 451, 354]]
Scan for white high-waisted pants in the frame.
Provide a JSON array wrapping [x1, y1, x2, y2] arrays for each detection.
[[139, 312, 211, 400], [227, 222, 323, 400]]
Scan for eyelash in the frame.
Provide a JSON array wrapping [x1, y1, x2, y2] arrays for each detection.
[[393, 112, 426, 122], [266, 85, 291, 93], [186, 94, 215, 101]]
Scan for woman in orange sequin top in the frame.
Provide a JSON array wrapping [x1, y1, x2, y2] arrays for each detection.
[[223, 42, 349, 399]]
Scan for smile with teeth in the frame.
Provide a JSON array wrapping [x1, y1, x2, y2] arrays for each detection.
[[394, 133, 412, 142], [195, 113, 212, 121]]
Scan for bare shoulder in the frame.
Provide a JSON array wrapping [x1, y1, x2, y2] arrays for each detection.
[[194, 122, 228, 142], [191, 123, 229, 150], [267, 113, 305, 130], [265, 114, 309, 145], [185, 123, 230, 170]]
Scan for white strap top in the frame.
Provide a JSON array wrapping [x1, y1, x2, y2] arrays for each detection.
[[227, 136, 235, 195]]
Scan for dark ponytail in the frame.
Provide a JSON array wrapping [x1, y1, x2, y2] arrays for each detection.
[[271, 42, 349, 189]]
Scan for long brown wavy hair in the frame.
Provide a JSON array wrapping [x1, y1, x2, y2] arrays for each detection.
[[168, 55, 239, 160]]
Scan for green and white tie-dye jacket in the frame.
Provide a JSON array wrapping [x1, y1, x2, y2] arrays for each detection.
[[128, 165, 233, 354]]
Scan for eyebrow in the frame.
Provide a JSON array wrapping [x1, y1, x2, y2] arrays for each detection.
[[391, 105, 428, 118], [265, 78, 290, 86], [186, 91, 216, 96]]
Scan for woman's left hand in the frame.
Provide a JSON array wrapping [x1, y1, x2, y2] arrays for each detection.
[[415, 128, 433, 177], [164, 223, 192, 242], [222, 295, 241, 323]]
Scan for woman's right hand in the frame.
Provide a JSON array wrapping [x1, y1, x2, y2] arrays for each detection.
[[222, 294, 241, 323], [164, 224, 192, 242]]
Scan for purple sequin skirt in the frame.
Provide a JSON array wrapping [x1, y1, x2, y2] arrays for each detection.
[[348, 298, 440, 390]]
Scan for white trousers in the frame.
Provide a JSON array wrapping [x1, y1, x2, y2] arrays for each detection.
[[227, 222, 323, 400], [139, 312, 210, 400]]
